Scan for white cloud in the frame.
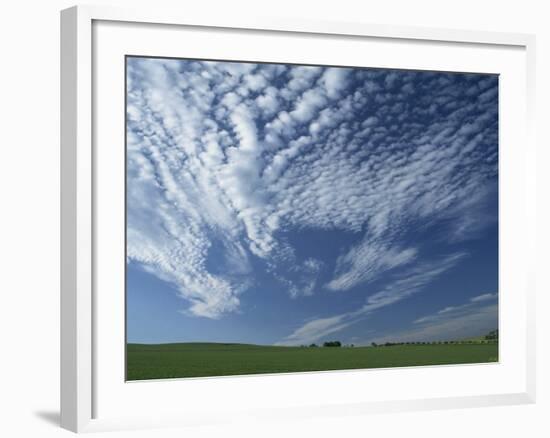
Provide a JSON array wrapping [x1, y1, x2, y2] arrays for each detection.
[[438, 306, 457, 314], [255, 86, 280, 117], [320, 68, 351, 98], [470, 292, 498, 302], [127, 58, 498, 320], [291, 89, 328, 123]]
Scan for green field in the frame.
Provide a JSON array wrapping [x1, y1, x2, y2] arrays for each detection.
[[126, 342, 498, 380]]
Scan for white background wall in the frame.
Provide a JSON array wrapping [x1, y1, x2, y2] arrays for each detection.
[[0, 0, 547, 436]]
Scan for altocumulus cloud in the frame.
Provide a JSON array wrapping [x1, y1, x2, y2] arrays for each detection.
[[126, 57, 498, 323]]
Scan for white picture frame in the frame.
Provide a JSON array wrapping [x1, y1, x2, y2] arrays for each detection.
[[60, 4, 537, 433]]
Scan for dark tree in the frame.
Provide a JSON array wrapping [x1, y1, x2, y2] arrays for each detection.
[[323, 341, 342, 347]]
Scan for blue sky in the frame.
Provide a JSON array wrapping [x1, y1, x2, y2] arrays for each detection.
[[126, 57, 498, 346]]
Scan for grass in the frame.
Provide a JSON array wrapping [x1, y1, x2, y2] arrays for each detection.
[[126, 342, 498, 381]]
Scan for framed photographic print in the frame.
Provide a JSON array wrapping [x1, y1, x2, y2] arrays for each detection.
[[61, 5, 536, 433]]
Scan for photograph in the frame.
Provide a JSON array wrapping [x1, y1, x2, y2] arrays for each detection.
[[125, 56, 499, 381]]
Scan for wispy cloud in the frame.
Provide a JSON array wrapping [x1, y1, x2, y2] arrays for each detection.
[[127, 58, 498, 319], [413, 293, 497, 325], [326, 238, 417, 292], [276, 313, 356, 346], [277, 253, 465, 345], [359, 252, 467, 313], [372, 293, 498, 343], [411, 292, 497, 325], [470, 292, 497, 302]]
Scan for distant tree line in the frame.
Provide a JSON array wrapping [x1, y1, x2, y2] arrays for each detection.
[[370, 330, 499, 347], [369, 340, 497, 347], [298, 331, 498, 349], [300, 341, 356, 348]]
